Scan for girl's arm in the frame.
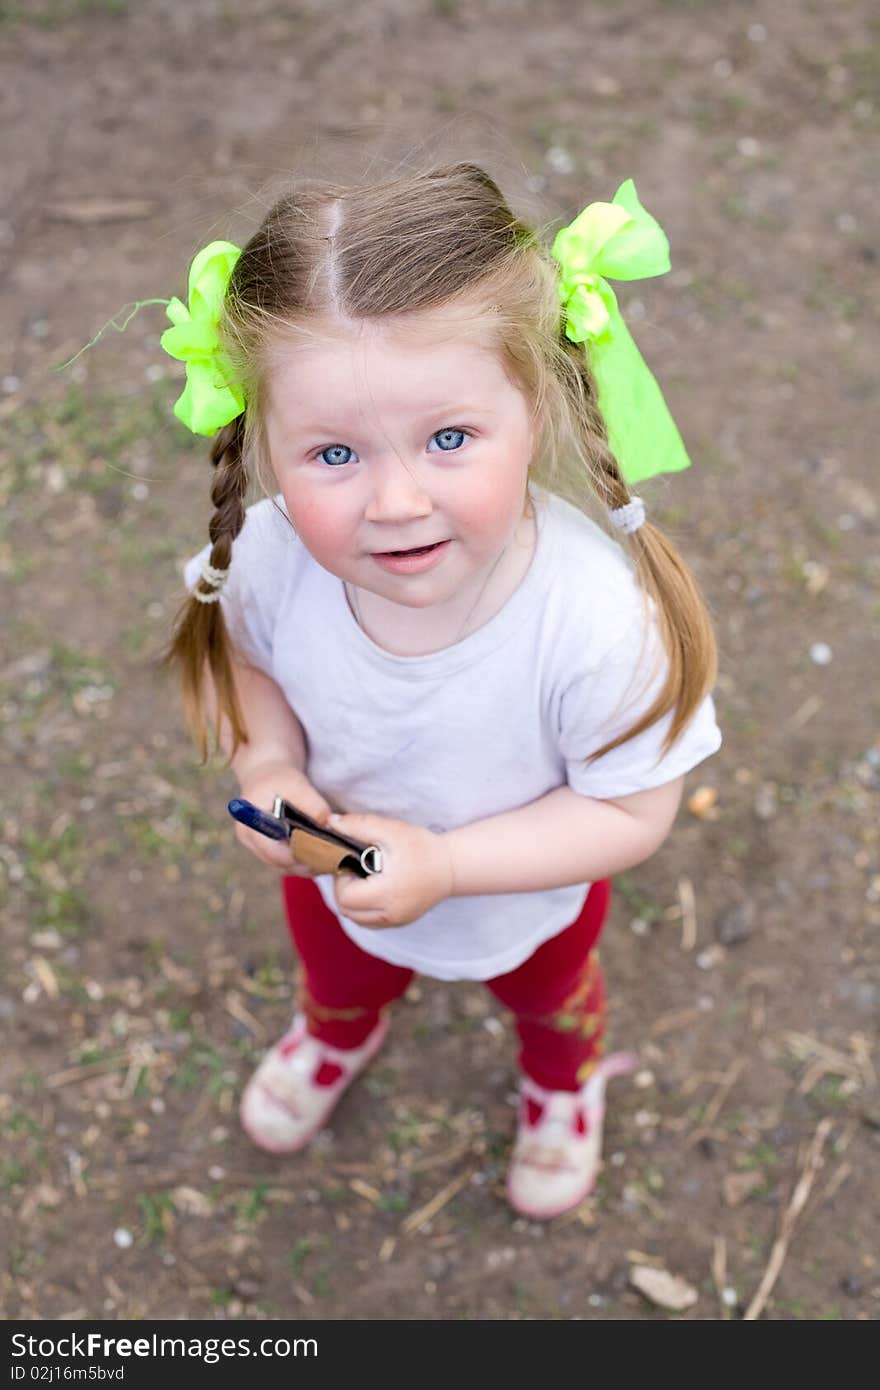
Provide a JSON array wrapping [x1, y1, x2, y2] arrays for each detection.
[[204, 656, 333, 871], [329, 779, 685, 928], [443, 778, 685, 896], [212, 658, 309, 783]]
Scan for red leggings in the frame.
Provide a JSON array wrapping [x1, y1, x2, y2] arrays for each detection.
[[281, 876, 610, 1091]]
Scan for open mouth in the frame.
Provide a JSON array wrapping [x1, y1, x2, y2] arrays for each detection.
[[370, 540, 451, 572], [382, 542, 444, 557]]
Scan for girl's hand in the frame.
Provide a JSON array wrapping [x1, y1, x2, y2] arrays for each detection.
[[328, 812, 455, 928], [235, 761, 332, 875]]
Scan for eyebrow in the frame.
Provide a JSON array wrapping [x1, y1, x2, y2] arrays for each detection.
[[291, 405, 494, 435]]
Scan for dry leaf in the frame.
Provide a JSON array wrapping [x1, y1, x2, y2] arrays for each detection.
[[630, 1264, 699, 1311], [31, 957, 59, 999], [687, 786, 719, 819], [172, 1186, 212, 1217], [723, 1170, 765, 1207]]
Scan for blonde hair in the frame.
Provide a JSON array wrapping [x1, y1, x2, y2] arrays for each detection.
[[167, 162, 716, 763]]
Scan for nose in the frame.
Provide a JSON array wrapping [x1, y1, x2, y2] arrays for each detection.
[[363, 453, 433, 524]]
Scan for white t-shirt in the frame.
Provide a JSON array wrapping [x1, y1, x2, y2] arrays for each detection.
[[184, 485, 721, 981]]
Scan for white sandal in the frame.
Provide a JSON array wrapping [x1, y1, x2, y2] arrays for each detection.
[[507, 1052, 637, 1219], [239, 1012, 388, 1154]]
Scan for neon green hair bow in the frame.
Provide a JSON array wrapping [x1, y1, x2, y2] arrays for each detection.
[[159, 240, 245, 436], [552, 179, 690, 487]]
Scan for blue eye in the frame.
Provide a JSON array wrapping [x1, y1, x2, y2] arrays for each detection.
[[429, 428, 467, 452], [317, 444, 357, 467]]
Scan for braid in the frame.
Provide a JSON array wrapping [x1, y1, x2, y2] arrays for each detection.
[[205, 417, 248, 581], [558, 336, 717, 761], [164, 416, 250, 761], [559, 336, 631, 512]]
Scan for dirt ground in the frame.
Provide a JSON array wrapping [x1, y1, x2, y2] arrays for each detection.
[[1, 0, 878, 1323]]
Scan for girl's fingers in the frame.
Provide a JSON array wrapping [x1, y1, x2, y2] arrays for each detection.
[[345, 911, 389, 927], [235, 825, 294, 870], [334, 877, 378, 911], [328, 811, 387, 843]]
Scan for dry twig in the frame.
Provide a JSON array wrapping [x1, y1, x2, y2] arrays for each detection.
[[650, 1005, 704, 1037], [711, 1235, 731, 1319], [47, 1053, 135, 1088], [678, 877, 697, 951], [686, 1058, 746, 1146], [400, 1169, 473, 1235], [743, 1117, 833, 1320]]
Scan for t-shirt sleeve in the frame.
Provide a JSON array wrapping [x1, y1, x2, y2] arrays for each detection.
[[181, 498, 297, 673], [558, 604, 722, 800]]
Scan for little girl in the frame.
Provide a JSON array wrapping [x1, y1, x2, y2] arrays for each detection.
[[164, 163, 721, 1220]]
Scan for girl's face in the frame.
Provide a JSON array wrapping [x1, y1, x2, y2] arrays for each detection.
[[263, 317, 536, 613]]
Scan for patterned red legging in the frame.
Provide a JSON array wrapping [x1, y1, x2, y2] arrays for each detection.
[[281, 876, 610, 1091]]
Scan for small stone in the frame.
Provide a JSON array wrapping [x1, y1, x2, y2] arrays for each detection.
[[634, 1070, 655, 1089], [737, 137, 761, 158], [754, 782, 778, 819], [31, 930, 62, 951], [45, 463, 66, 494], [485, 1247, 516, 1271], [722, 1286, 739, 1307], [113, 1228, 133, 1249], [714, 901, 755, 946], [234, 1278, 262, 1298], [545, 146, 574, 175], [747, 23, 767, 41], [809, 642, 833, 665], [713, 58, 733, 78], [696, 944, 726, 971], [840, 1274, 863, 1297], [629, 917, 649, 937], [801, 560, 829, 595], [630, 1265, 698, 1311]]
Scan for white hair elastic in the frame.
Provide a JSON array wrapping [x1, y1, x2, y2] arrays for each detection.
[[193, 558, 230, 603], [609, 497, 646, 534]]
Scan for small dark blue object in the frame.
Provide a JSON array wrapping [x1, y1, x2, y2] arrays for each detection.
[[227, 798, 290, 841]]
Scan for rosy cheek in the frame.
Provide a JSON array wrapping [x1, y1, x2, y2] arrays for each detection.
[[461, 469, 523, 542], [286, 495, 350, 563]]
